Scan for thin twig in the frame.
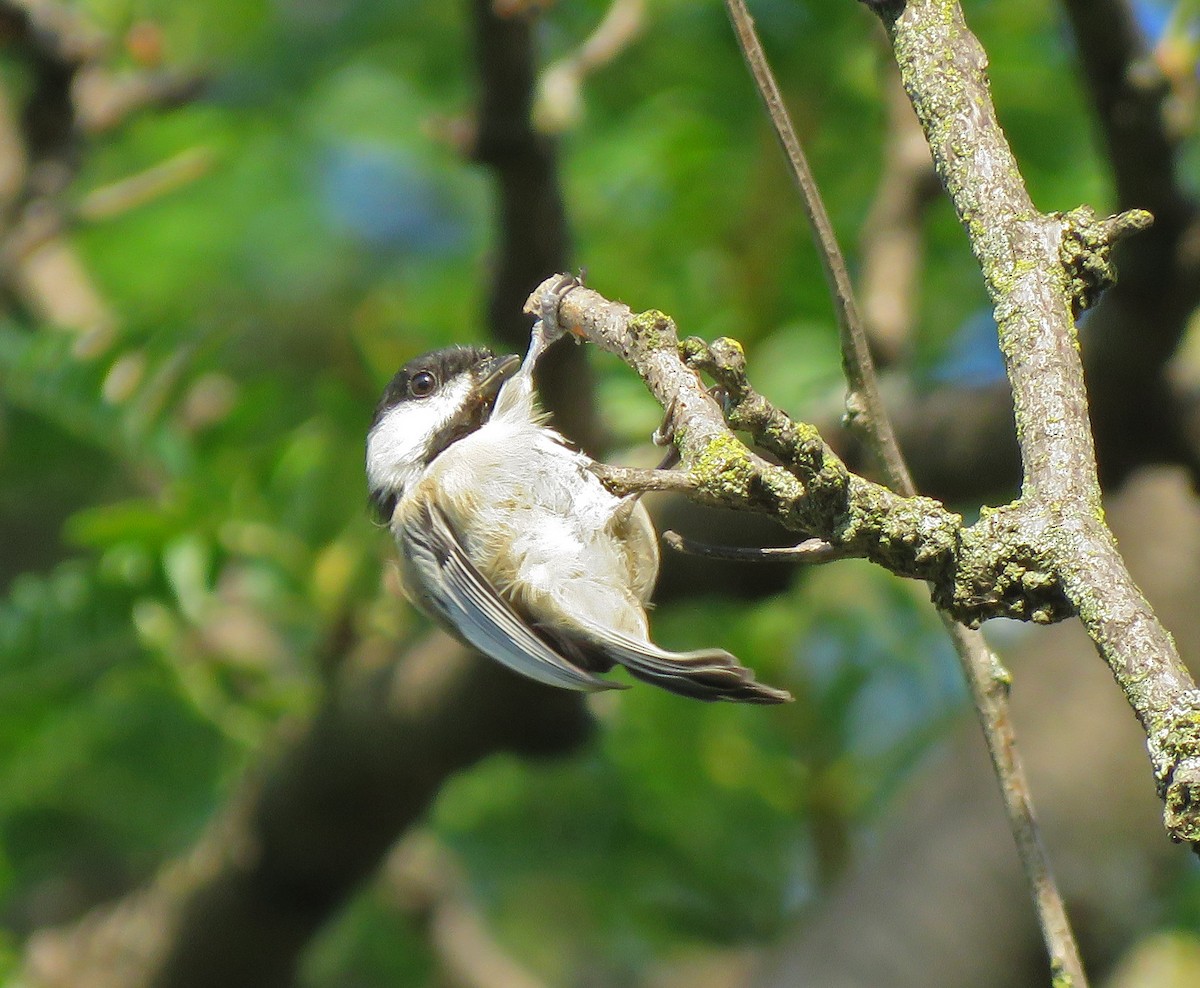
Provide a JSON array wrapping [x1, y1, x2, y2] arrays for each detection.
[[723, 0, 1087, 982], [663, 530, 844, 564], [590, 463, 698, 495], [79, 146, 216, 222], [533, 0, 645, 133], [722, 0, 901, 476]]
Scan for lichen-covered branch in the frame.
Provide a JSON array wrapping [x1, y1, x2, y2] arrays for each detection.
[[832, 0, 1200, 504], [528, 263, 1200, 846], [530, 280, 972, 582], [885, 9, 1093, 505], [529, 278, 1066, 620]]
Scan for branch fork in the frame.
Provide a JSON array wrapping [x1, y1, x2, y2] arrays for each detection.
[[532, 277, 1077, 627]]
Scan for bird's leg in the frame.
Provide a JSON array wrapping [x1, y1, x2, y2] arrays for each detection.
[[607, 493, 643, 533], [651, 395, 682, 470], [497, 273, 584, 419]]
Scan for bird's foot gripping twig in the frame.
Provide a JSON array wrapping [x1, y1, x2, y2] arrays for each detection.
[[526, 271, 584, 362]]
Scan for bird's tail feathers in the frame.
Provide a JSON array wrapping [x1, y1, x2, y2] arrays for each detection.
[[561, 622, 792, 705]]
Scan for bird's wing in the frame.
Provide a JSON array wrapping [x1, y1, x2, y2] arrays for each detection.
[[403, 501, 622, 693]]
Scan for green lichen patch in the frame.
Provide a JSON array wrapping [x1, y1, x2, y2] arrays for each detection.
[[1050, 963, 1075, 988], [1164, 770, 1200, 844], [626, 309, 677, 351], [947, 505, 1075, 626], [678, 335, 709, 366], [851, 486, 961, 584], [690, 433, 760, 501]]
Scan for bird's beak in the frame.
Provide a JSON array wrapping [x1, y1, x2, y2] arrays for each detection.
[[473, 353, 520, 404]]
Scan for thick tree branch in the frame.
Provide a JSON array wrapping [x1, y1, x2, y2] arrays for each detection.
[[729, 1, 1088, 976], [868, 0, 1200, 847]]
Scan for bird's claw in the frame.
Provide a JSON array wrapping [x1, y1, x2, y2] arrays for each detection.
[[652, 395, 677, 447], [535, 272, 583, 350], [708, 385, 733, 418], [652, 396, 682, 470]]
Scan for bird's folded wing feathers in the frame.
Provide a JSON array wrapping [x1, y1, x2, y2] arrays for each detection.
[[404, 502, 622, 693]]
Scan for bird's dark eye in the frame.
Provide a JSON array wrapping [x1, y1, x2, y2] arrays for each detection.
[[409, 371, 437, 398]]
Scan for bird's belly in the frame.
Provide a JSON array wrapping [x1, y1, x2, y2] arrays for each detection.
[[431, 430, 649, 638]]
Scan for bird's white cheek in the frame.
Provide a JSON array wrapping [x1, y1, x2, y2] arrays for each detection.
[[366, 380, 473, 495], [366, 409, 426, 497]]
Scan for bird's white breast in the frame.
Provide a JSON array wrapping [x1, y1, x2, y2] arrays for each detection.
[[419, 416, 655, 638]]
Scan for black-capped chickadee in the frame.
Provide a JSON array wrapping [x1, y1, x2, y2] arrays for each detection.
[[365, 295, 791, 704]]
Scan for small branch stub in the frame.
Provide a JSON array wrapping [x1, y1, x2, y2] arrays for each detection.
[[1153, 693, 1200, 843], [1058, 206, 1154, 316]]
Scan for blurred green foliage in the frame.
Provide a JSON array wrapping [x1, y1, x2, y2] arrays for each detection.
[[0, 0, 1143, 984]]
